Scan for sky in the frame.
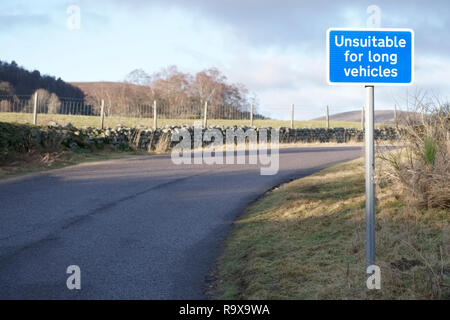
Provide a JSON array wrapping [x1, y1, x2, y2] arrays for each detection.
[[1, 0, 449, 119]]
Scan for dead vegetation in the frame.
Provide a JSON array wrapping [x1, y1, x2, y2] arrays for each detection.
[[378, 98, 449, 209], [214, 159, 449, 300]]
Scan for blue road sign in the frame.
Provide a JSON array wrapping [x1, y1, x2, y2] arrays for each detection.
[[327, 28, 414, 85]]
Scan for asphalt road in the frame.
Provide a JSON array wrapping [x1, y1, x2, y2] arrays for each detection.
[[0, 146, 362, 299]]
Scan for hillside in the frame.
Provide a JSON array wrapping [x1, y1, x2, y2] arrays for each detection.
[[312, 109, 412, 124], [70, 81, 148, 95]]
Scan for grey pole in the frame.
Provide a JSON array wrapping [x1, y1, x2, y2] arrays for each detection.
[[365, 85, 375, 269], [33, 92, 38, 125], [326, 105, 330, 129], [250, 103, 254, 127], [153, 100, 157, 129], [290, 104, 294, 129]]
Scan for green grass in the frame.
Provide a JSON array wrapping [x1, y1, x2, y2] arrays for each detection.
[[213, 159, 450, 299], [0, 112, 373, 129]]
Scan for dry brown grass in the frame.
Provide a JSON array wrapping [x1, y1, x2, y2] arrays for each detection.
[[378, 99, 449, 209], [214, 159, 450, 300]]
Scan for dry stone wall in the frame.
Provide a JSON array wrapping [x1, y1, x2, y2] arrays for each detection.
[[0, 122, 399, 158]]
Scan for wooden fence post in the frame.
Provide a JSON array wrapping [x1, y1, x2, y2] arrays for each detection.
[[290, 104, 294, 129], [203, 101, 208, 128], [421, 104, 425, 125], [100, 99, 105, 129], [33, 92, 38, 125], [394, 104, 398, 128], [153, 100, 157, 129], [361, 106, 365, 130]]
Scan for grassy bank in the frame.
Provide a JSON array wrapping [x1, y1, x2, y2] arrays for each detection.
[[0, 112, 373, 129], [214, 158, 449, 299], [0, 121, 146, 180], [0, 148, 143, 180]]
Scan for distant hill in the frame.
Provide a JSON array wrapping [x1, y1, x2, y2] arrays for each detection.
[[70, 81, 148, 97], [312, 109, 413, 124]]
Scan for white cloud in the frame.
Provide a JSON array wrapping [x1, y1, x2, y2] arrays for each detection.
[[2, 0, 450, 120]]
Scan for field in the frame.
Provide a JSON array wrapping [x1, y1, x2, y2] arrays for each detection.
[[213, 158, 450, 299], [0, 112, 373, 129]]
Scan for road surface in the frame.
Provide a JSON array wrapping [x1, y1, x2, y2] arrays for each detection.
[[0, 146, 362, 299]]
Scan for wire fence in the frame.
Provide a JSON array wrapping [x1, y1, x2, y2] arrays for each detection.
[[0, 94, 397, 129]]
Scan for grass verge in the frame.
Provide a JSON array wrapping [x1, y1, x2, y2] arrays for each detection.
[[213, 158, 450, 299]]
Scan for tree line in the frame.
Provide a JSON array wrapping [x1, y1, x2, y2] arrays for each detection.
[[87, 65, 264, 119], [0, 61, 265, 120], [0, 60, 84, 98]]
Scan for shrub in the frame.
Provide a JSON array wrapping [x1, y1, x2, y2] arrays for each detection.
[[378, 99, 449, 209]]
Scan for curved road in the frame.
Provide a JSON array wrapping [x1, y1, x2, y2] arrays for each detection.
[[0, 146, 362, 299]]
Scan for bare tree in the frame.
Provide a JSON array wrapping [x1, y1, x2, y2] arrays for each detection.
[[82, 65, 259, 120], [47, 93, 61, 114], [125, 69, 151, 86], [151, 66, 193, 118]]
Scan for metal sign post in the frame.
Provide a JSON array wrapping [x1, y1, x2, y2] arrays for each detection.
[[365, 85, 375, 267], [327, 28, 414, 272]]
